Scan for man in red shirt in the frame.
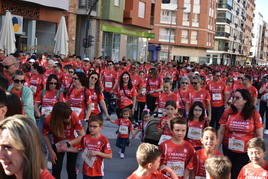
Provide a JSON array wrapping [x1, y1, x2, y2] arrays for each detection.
[[243, 75, 258, 106], [207, 70, 226, 130]]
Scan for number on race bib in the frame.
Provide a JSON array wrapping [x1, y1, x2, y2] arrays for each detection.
[[119, 125, 128, 135], [41, 107, 53, 117], [105, 82, 113, 88], [187, 127, 202, 140], [167, 161, 185, 177], [212, 93, 222, 101], [228, 138, 245, 152]]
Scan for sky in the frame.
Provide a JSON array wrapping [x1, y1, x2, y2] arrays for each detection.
[[256, 0, 268, 21]]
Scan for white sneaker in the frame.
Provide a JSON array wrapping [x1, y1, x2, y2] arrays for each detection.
[[47, 161, 52, 170], [120, 153, 124, 159], [264, 129, 268, 135]]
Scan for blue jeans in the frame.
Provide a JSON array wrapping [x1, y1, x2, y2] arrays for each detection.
[[83, 176, 103, 179]]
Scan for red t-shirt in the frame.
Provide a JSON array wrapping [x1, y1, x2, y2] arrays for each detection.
[[131, 73, 141, 88], [102, 69, 118, 92], [136, 79, 147, 103], [88, 88, 105, 116], [116, 86, 137, 109], [147, 77, 163, 97], [189, 88, 211, 108], [195, 148, 222, 178], [176, 88, 190, 109], [81, 134, 112, 177], [35, 89, 64, 117], [245, 85, 258, 99], [28, 74, 44, 97], [157, 116, 173, 136], [157, 92, 180, 109], [187, 119, 208, 148], [219, 110, 263, 153], [159, 140, 196, 178], [207, 80, 226, 107], [42, 112, 83, 145], [114, 118, 133, 138], [127, 171, 170, 179], [40, 169, 55, 179], [238, 162, 268, 179], [67, 87, 91, 119]]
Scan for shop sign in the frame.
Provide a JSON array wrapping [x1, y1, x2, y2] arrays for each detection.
[[12, 15, 23, 34], [101, 24, 155, 39]]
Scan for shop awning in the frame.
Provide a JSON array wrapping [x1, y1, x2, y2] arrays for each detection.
[[101, 24, 155, 39], [20, 0, 69, 11]]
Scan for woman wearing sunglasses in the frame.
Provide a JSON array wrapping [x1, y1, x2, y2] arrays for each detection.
[[7, 70, 35, 122], [87, 72, 111, 120], [66, 72, 92, 121], [175, 76, 191, 115]]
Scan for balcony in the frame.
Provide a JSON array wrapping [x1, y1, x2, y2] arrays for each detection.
[[215, 32, 230, 38], [216, 17, 232, 24], [78, 0, 97, 15], [218, 3, 233, 10]]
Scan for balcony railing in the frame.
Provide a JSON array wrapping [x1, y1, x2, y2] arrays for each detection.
[[215, 32, 230, 38], [217, 3, 233, 10], [79, 0, 97, 11]]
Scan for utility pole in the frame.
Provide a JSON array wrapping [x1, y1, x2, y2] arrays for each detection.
[[83, 0, 99, 57]]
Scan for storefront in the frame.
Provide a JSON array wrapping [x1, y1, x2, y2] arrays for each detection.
[[0, 0, 68, 54], [101, 24, 154, 62]]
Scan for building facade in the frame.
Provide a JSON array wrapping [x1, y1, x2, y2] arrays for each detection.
[[0, 0, 70, 54], [148, 0, 216, 63], [75, 0, 154, 62], [207, 0, 255, 65]]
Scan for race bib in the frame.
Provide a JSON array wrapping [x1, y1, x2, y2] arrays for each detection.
[[167, 161, 185, 177], [105, 82, 113, 88], [30, 85, 37, 93], [119, 125, 128, 135], [228, 138, 245, 152], [91, 103, 95, 110], [158, 135, 172, 145], [71, 107, 82, 116], [195, 177, 206, 179], [187, 127, 202, 140], [212, 93, 222, 100], [41, 106, 53, 116]]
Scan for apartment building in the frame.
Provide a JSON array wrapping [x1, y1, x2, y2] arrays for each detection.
[[148, 0, 217, 63], [250, 13, 268, 65], [76, 0, 154, 61], [207, 0, 255, 65]]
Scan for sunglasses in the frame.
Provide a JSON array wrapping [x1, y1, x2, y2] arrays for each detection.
[[237, 77, 243, 80], [191, 82, 198, 85], [90, 76, 98, 80], [68, 71, 74, 74], [181, 82, 189, 85], [49, 82, 57, 85], [14, 79, 25, 84]]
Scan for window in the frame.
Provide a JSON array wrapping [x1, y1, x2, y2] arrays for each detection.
[[127, 36, 138, 60], [159, 28, 175, 42], [192, 13, 199, 27], [191, 31, 198, 44], [160, 10, 176, 24], [181, 30, 189, 43], [184, 0, 191, 13], [114, 0, 120, 6], [138, 1, 145, 18], [183, 13, 190, 26], [102, 32, 120, 61]]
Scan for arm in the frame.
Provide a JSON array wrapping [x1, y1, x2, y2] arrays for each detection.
[[99, 100, 111, 119], [84, 102, 92, 121], [90, 151, 112, 159], [44, 135, 57, 164], [256, 128, 263, 139], [160, 166, 178, 179], [224, 91, 230, 107], [132, 96, 137, 114], [34, 102, 41, 118], [68, 129, 85, 146], [206, 100, 212, 122], [217, 124, 226, 150]]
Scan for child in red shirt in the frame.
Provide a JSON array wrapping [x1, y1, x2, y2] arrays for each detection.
[[238, 137, 268, 179], [195, 127, 222, 178], [159, 118, 196, 179], [127, 143, 177, 179], [77, 115, 112, 179], [187, 101, 208, 150], [110, 108, 134, 159]]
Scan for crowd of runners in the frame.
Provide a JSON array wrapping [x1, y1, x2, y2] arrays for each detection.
[[0, 52, 267, 179]]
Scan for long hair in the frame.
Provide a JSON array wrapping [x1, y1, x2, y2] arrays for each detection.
[[88, 71, 101, 95], [119, 71, 133, 90], [188, 101, 205, 121], [50, 102, 72, 138], [74, 71, 87, 87], [0, 115, 45, 179], [231, 89, 255, 120], [46, 74, 60, 90]]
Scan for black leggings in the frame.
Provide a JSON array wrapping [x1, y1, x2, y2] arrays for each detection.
[[146, 95, 157, 113], [223, 145, 249, 179], [52, 145, 78, 179]]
